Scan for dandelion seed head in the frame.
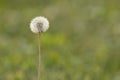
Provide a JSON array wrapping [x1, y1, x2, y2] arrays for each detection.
[[30, 16, 49, 33]]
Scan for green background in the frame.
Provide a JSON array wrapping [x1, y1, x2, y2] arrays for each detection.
[[0, 0, 120, 80]]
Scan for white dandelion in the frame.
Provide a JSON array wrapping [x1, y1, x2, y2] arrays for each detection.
[[29, 16, 49, 80], [30, 16, 49, 33]]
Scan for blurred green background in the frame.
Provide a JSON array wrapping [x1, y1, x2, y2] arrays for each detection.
[[0, 0, 120, 80]]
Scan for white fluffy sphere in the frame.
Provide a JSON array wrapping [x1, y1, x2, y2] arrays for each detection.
[[30, 16, 49, 33]]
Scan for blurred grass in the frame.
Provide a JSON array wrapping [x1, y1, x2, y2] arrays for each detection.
[[0, 0, 120, 80]]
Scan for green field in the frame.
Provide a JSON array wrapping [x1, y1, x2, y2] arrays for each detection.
[[0, 0, 120, 80]]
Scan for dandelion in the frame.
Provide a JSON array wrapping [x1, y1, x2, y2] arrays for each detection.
[[30, 16, 49, 33], [30, 16, 49, 80]]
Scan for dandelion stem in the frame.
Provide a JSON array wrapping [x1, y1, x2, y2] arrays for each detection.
[[38, 32, 41, 80]]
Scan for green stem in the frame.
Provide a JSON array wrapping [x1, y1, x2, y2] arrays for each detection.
[[38, 32, 41, 80]]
